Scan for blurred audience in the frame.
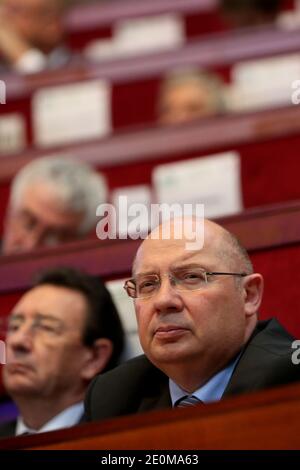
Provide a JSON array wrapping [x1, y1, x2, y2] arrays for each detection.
[[0, 0, 71, 73], [0, 267, 124, 437], [2, 157, 107, 255], [157, 69, 226, 126], [221, 0, 282, 28]]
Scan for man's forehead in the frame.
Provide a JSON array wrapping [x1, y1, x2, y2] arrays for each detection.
[[12, 285, 86, 317], [134, 240, 212, 275], [133, 218, 226, 274]]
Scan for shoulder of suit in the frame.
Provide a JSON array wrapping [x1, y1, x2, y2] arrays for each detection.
[[0, 419, 16, 438], [251, 318, 295, 355], [91, 354, 162, 388], [234, 317, 297, 377]]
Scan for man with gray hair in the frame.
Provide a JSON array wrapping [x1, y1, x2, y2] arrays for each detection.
[[2, 157, 107, 255]]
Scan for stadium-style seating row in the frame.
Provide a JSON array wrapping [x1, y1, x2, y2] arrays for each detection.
[[2, 23, 300, 153], [63, 0, 295, 50], [65, 0, 224, 51], [1, 103, 300, 233]]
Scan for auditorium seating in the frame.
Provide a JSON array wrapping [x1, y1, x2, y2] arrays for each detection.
[[2, 24, 300, 155], [0, 0, 299, 429], [1, 103, 300, 234], [64, 0, 225, 52], [64, 0, 295, 51]]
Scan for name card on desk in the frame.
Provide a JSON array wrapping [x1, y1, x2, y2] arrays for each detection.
[[114, 13, 185, 56], [106, 279, 143, 361], [85, 14, 184, 61], [0, 114, 26, 154], [152, 151, 242, 219], [32, 80, 111, 147], [229, 54, 300, 111]]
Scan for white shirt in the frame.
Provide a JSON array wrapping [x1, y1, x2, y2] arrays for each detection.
[[15, 47, 71, 74], [15, 402, 84, 436]]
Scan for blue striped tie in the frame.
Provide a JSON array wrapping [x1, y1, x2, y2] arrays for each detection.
[[175, 395, 202, 407]]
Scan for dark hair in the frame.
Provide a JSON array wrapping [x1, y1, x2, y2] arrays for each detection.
[[34, 267, 124, 372], [222, 0, 281, 15]]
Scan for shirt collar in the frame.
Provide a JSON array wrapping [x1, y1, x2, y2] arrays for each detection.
[[16, 402, 84, 436], [169, 354, 241, 406]]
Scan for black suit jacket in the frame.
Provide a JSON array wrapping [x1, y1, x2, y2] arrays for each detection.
[[0, 420, 16, 438], [84, 319, 300, 422]]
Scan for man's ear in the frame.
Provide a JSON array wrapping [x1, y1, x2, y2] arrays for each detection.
[[242, 273, 264, 318], [80, 338, 113, 381]]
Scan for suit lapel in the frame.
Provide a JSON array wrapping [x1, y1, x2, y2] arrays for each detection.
[[138, 378, 171, 412]]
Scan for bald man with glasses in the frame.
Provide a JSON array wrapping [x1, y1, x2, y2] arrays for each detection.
[[85, 217, 300, 421]]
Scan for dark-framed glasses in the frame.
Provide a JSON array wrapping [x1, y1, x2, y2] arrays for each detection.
[[123, 267, 248, 299]]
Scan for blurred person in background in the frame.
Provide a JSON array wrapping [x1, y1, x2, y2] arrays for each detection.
[[157, 69, 226, 126], [0, 0, 71, 73], [0, 267, 124, 437], [221, 0, 282, 28], [2, 156, 108, 255]]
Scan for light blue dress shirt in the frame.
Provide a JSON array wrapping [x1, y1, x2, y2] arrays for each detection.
[[169, 355, 240, 406], [16, 402, 84, 436]]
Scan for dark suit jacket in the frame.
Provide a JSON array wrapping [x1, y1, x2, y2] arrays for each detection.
[[0, 420, 16, 438], [84, 319, 300, 422]]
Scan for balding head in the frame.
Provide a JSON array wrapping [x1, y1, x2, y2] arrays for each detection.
[[130, 216, 263, 392], [134, 217, 253, 276]]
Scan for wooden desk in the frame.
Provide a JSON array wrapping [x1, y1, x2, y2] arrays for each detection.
[[1, 382, 300, 449]]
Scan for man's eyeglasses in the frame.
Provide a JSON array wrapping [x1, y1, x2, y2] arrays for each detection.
[[123, 268, 248, 299]]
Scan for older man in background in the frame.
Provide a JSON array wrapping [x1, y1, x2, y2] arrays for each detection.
[[2, 157, 107, 255], [0, 0, 70, 73]]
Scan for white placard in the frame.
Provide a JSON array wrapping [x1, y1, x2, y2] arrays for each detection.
[[106, 278, 143, 361], [32, 80, 111, 147], [85, 14, 184, 61], [106, 278, 138, 334], [114, 13, 184, 56], [153, 152, 242, 219], [110, 185, 152, 238], [0, 113, 26, 154], [229, 54, 300, 111]]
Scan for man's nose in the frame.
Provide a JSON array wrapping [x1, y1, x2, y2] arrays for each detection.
[[152, 277, 184, 313], [7, 325, 33, 353]]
